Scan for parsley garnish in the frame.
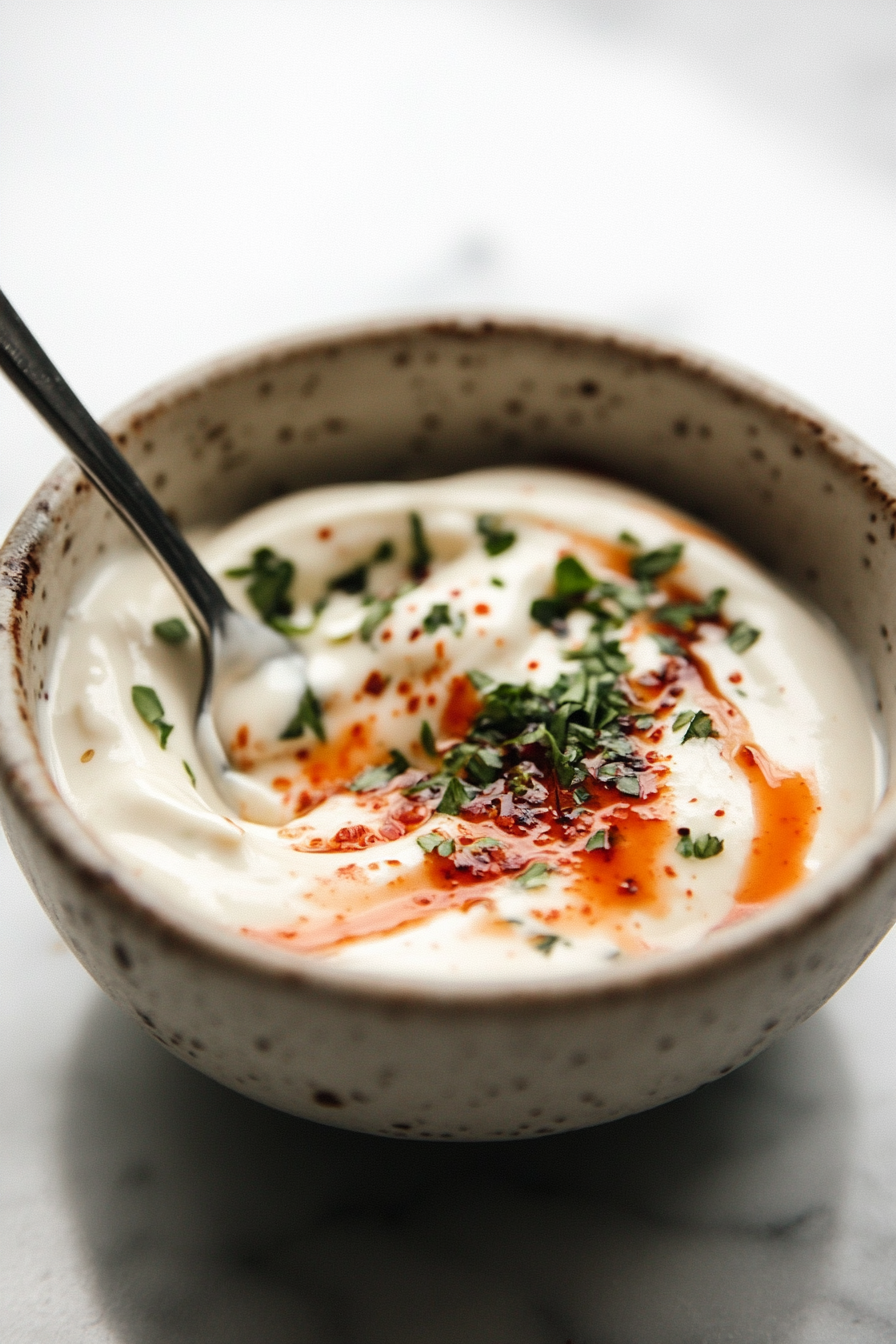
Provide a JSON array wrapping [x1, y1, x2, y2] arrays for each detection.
[[532, 933, 562, 955], [328, 540, 395, 595], [131, 685, 174, 749], [420, 720, 438, 756], [676, 832, 724, 859], [225, 547, 295, 627], [183, 759, 197, 787], [476, 514, 517, 556], [618, 531, 639, 546], [422, 602, 464, 636], [653, 634, 687, 657], [515, 862, 552, 889], [280, 687, 326, 742], [436, 776, 473, 815], [585, 828, 610, 851], [555, 555, 594, 597], [349, 749, 409, 792], [409, 512, 431, 582], [360, 597, 394, 641], [728, 620, 761, 654], [656, 587, 727, 631], [629, 542, 684, 582], [530, 556, 645, 631], [674, 710, 718, 742], [153, 617, 189, 645], [417, 832, 455, 857]]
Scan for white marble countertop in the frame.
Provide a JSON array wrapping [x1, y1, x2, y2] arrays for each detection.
[[3, 2, 896, 1338]]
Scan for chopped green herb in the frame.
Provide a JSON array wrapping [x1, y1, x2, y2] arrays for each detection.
[[349, 749, 410, 792], [630, 542, 684, 583], [515, 861, 552, 889], [656, 587, 727, 631], [653, 633, 687, 657], [131, 685, 174, 749], [423, 603, 453, 635], [490, 576, 505, 587], [417, 831, 455, 857], [360, 597, 394, 641], [471, 835, 503, 849], [672, 710, 694, 732], [420, 720, 438, 757], [409, 512, 431, 582], [466, 669, 495, 693], [573, 785, 592, 805], [616, 775, 641, 797], [585, 828, 610, 851], [476, 514, 517, 556], [182, 759, 197, 787], [280, 687, 326, 742], [225, 547, 295, 625], [436, 775, 473, 815], [532, 933, 562, 955], [328, 539, 395, 595], [530, 596, 570, 628], [680, 710, 718, 742], [153, 617, 189, 645], [554, 555, 595, 597], [618, 531, 640, 546], [634, 715, 654, 730], [728, 620, 761, 654], [676, 832, 724, 859]]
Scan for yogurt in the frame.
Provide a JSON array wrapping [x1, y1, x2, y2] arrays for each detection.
[[41, 469, 881, 982]]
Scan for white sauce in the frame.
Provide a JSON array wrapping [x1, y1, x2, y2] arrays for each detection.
[[41, 469, 880, 983]]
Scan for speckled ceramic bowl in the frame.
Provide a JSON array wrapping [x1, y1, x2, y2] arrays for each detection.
[[2, 318, 895, 1140]]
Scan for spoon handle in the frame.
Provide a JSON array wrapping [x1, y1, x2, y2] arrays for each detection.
[[0, 287, 231, 644]]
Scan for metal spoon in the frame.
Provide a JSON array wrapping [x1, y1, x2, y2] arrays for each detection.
[[0, 287, 305, 824]]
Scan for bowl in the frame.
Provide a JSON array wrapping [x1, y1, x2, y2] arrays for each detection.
[[2, 317, 895, 1141]]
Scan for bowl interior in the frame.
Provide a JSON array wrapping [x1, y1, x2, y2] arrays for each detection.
[[7, 318, 896, 946]]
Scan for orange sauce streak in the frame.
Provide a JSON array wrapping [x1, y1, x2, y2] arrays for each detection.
[[733, 746, 819, 905], [568, 811, 673, 921], [440, 675, 483, 739]]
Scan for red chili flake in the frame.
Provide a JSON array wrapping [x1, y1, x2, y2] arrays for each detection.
[[317, 527, 332, 540], [381, 629, 393, 642], [235, 725, 249, 749], [397, 680, 411, 695], [409, 628, 421, 641], [715, 809, 725, 817], [450, 589, 462, 598], [728, 671, 743, 684], [474, 603, 490, 616], [363, 671, 388, 696], [407, 696, 421, 713], [528, 660, 539, 671], [272, 777, 292, 792], [435, 640, 446, 660], [664, 865, 676, 877], [426, 694, 437, 706]]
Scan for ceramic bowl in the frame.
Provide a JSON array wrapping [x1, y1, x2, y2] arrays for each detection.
[[2, 318, 895, 1141]]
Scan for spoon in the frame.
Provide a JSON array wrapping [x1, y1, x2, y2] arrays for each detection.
[[0, 287, 305, 824]]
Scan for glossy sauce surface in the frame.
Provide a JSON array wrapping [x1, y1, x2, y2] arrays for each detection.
[[42, 469, 880, 983]]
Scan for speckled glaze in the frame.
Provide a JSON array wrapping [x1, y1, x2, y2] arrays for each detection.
[[2, 318, 896, 1141]]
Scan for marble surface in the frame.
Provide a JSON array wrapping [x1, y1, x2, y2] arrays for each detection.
[[3, 2, 896, 1339]]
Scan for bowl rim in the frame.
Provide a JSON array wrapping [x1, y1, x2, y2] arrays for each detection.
[[3, 312, 896, 1008]]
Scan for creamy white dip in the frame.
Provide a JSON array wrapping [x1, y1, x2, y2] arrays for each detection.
[[42, 468, 880, 982]]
